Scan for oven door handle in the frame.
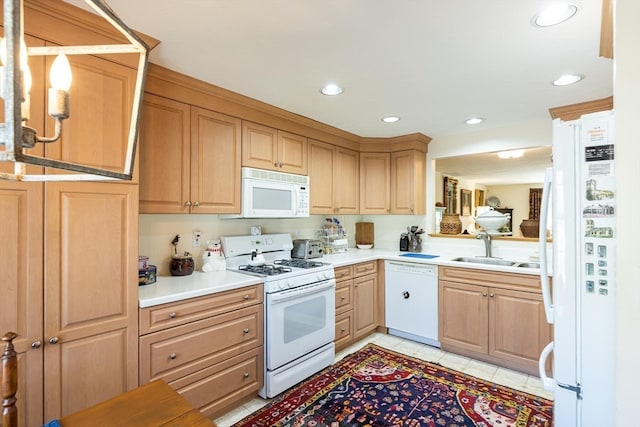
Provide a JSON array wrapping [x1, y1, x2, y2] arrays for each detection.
[[269, 280, 336, 304]]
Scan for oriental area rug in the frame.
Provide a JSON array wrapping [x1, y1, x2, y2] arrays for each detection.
[[232, 343, 553, 427]]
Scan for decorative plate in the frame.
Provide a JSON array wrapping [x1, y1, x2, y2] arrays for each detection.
[[486, 196, 500, 207]]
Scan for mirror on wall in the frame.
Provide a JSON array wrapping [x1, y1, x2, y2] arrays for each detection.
[[443, 176, 458, 214]]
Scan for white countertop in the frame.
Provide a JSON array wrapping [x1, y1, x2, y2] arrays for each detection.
[[138, 270, 263, 308], [139, 249, 544, 308]]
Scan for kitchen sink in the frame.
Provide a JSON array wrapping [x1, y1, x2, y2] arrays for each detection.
[[451, 257, 517, 267], [514, 262, 540, 269], [451, 257, 540, 269]]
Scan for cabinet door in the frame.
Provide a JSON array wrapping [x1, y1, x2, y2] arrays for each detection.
[[308, 139, 334, 214], [277, 130, 307, 175], [44, 52, 137, 177], [241, 121, 278, 170], [353, 274, 377, 339], [489, 287, 552, 369], [391, 150, 425, 214], [139, 94, 191, 213], [0, 182, 45, 427], [190, 107, 242, 213], [334, 147, 359, 214], [438, 280, 488, 354], [359, 152, 390, 214], [44, 182, 139, 419]]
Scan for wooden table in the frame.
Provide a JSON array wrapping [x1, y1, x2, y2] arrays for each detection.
[[60, 380, 216, 426]]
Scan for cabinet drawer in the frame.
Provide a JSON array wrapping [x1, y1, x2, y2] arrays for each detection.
[[334, 265, 353, 282], [169, 347, 263, 418], [354, 261, 377, 277], [439, 266, 542, 293], [335, 281, 353, 314], [335, 311, 353, 351], [139, 304, 263, 383], [139, 284, 263, 334]]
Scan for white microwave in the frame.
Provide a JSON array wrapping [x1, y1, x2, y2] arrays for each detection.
[[238, 167, 309, 218]]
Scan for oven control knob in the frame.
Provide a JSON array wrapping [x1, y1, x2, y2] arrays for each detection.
[[280, 281, 288, 290]]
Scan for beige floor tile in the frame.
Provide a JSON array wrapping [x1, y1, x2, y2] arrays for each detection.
[[462, 359, 499, 382], [438, 352, 471, 371], [524, 375, 555, 400], [213, 404, 252, 427], [413, 344, 446, 363], [492, 367, 529, 391]]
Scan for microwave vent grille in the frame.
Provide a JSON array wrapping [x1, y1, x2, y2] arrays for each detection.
[[242, 167, 309, 185]]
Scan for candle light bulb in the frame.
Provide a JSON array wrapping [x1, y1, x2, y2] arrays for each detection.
[[23, 65, 32, 94], [0, 38, 6, 66], [50, 54, 71, 91]]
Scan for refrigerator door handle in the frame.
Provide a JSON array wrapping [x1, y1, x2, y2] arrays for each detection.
[[538, 341, 555, 391], [539, 167, 553, 324]]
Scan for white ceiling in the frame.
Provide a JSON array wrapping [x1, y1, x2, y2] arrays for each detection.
[[63, 0, 611, 184]]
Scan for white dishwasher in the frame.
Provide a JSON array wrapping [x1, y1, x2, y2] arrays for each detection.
[[384, 260, 440, 347]]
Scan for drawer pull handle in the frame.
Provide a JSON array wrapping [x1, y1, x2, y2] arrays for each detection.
[[243, 295, 250, 300], [243, 372, 250, 378], [341, 328, 346, 333], [169, 312, 177, 319], [243, 328, 250, 334], [48, 337, 59, 345], [403, 291, 410, 299], [169, 352, 177, 360], [31, 341, 42, 349], [340, 296, 346, 300]]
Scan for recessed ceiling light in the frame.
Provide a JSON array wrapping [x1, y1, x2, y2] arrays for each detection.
[[320, 83, 343, 96], [465, 117, 484, 125], [553, 74, 584, 86], [381, 116, 400, 123], [498, 149, 525, 159], [533, 3, 578, 27]]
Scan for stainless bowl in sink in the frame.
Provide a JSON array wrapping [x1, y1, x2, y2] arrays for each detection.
[[451, 257, 517, 267]]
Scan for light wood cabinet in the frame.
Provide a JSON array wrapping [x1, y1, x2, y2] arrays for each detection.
[[333, 261, 378, 350], [359, 152, 391, 214], [391, 150, 426, 214], [0, 181, 139, 425], [139, 94, 242, 214], [308, 139, 359, 214], [241, 121, 307, 174], [139, 285, 264, 418], [438, 266, 552, 375]]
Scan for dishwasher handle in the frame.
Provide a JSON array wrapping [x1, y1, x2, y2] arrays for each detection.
[[385, 261, 437, 276]]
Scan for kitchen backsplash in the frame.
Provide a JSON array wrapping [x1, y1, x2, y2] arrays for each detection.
[[139, 214, 414, 275]]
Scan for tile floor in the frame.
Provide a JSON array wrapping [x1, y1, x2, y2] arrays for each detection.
[[212, 332, 554, 426]]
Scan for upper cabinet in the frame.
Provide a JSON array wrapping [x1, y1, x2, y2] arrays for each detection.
[[360, 152, 391, 214], [139, 94, 241, 214], [308, 139, 359, 215], [391, 150, 426, 214], [242, 121, 307, 175]]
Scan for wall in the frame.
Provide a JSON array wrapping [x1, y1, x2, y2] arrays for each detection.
[[614, 0, 640, 422]]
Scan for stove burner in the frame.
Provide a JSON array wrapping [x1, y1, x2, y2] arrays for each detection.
[[239, 264, 293, 276], [274, 259, 324, 269]]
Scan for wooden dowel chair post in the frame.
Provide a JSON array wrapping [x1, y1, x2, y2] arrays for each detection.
[[1, 332, 18, 427]]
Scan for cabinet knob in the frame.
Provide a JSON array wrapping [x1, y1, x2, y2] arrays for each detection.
[[169, 311, 177, 319], [340, 296, 346, 301], [31, 341, 42, 349], [48, 337, 59, 345], [169, 352, 177, 360], [489, 293, 494, 297], [273, 162, 279, 167], [193, 201, 199, 207], [243, 328, 250, 334], [243, 294, 250, 300], [341, 328, 346, 333], [243, 372, 250, 378], [482, 292, 488, 297], [402, 291, 410, 299], [185, 201, 192, 207]]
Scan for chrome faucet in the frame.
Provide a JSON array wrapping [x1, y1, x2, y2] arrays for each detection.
[[476, 231, 492, 258]]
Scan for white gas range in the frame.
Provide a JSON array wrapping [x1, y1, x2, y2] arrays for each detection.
[[220, 234, 336, 398]]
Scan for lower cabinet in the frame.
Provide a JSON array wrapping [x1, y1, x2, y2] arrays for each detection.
[[139, 285, 264, 418], [438, 266, 552, 375], [334, 261, 379, 351]]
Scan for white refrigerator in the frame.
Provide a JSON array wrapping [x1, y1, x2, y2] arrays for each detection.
[[538, 110, 616, 427]]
